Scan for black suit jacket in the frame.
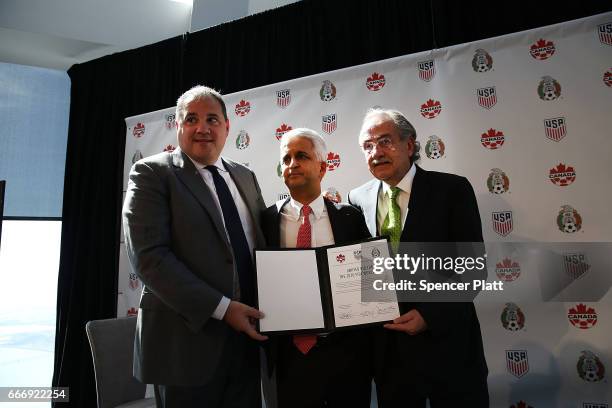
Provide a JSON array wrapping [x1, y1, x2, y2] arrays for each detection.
[[348, 165, 488, 391]]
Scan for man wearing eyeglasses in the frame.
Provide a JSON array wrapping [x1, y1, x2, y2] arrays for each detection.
[[348, 108, 489, 407]]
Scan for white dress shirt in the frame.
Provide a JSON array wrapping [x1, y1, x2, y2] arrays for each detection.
[[376, 163, 416, 235], [186, 155, 257, 320], [278, 195, 335, 248]]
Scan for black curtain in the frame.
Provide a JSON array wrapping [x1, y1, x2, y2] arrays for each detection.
[[53, 0, 611, 406]]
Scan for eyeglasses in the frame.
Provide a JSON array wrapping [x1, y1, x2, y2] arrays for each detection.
[[361, 136, 393, 153]]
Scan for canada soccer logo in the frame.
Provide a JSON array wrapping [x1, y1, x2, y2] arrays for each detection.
[[336, 254, 346, 263], [127, 307, 138, 317], [481, 128, 505, 149], [133, 122, 145, 138], [276, 89, 291, 108], [235, 100, 251, 116], [544, 117, 567, 142], [492, 211, 513, 236], [557, 205, 582, 233], [529, 39, 556, 60], [598, 22, 612, 46], [510, 402, 534, 408], [506, 350, 529, 378], [164, 113, 177, 129], [604, 69, 612, 87], [496, 258, 521, 282], [320, 80, 337, 101], [417, 59, 436, 82], [501, 302, 525, 331], [366, 72, 386, 91], [132, 150, 143, 164], [129, 272, 140, 290], [568, 304, 597, 329], [326, 152, 341, 171], [472, 48, 493, 72], [538, 76, 561, 101], [563, 252, 590, 280], [577, 351, 605, 382], [425, 136, 445, 159], [235, 130, 250, 150], [275, 123, 293, 140], [322, 114, 337, 134], [487, 168, 510, 194], [420, 99, 442, 119], [477, 87, 497, 109], [163, 145, 176, 153], [549, 163, 576, 186]]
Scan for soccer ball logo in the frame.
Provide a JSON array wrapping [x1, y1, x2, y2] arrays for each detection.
[[320, 80, 337, 101], [538, 76, 561, 101], [425, 135, 445, 159], [501, 302, 525, 331], [577, 351, 605, 382], [557, 205, 582, 233], [472, 49, 493, 72], [487, 168, 510, 194], [235, 130, 250, 150]]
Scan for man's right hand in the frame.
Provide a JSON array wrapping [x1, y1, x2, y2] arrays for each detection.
[[223, 301, 268, 341]]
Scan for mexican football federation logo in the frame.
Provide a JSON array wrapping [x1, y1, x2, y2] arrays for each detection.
[[604, 68, 612, 87], [549, 163, 576, 187], [235, 130, 250, 150], [417, 59, 436, 82], [492, 211, 513, 236], [563, 252, 590, 280], [276, 89, 291, 108], [472, 48, 493, 72], [366, 72, 386, 91], [557, 205, 582, 233], [481, 128, 505, 150], [506, 350, 529, 378], [320, 80, 337, 101], [322, 114, 337, 134], [598, 22, 612, 46], [577, 351, 605, 382], [132, 150, 143, 164], [420, 99, 442, 119], [496, 258, 521, 282], [275, 123, 293, 140], [132, 122, 145, 138], [538, 76, 561, 101], [234, 99, 251, 116], [326, 152, 341, 171], [164, 113, 177, 129], [487, 168, 510, 194], [128, 272, 140, 290], [568, 303, 597, 329], [530, 39, 556, 60], [501, 302, 525, 331], [425, 135, 445, 159], [477, 87, 497, 109], [544, 117, 567, 142]]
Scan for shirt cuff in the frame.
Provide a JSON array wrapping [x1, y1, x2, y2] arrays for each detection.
[[212, 296, 231, 320]]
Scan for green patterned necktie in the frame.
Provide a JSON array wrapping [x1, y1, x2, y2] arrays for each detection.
[[381, 187, 402, 252]]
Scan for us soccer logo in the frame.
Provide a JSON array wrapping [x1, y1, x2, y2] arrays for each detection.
[[557, 205, 582, 233], [326, 152, 341, 171], [477, 87, 497, 109], [322, 114, 337, 134], [529, 39, 556, 60], [481, 128, 505, 149], [275, 123, 293, 140], [164, 113, 177, 129], [506, 350, 529, 378], [563, 252, 590, 280], [132, 150, 143, 164], [366, 72, 386, 91], [420, 99, 442, 119], [549, 163, 576, 186], [235, 130, 250, 150], [538, 76, 561, 101], [417, 60, 435, 82], [577, 351, 605, 382], [496, 258, 521, 282], [604, 68, 612, 87], [492, 211, 513, 236], [425, 135, 445, 159], [472, 48, 493, 72], [568, 303, 597, 329], [487, 168, 510, 194], [276, 89, 291, 108], [501, 302, 525, 331], [320, 80, 337, 101], [543, 117, 566, 142], [132, 122, 145, 138], [597, 22, 612, 46], [129, 272, 140, 290], [234, 100, 251, 116], [511, 402, 534, 408]]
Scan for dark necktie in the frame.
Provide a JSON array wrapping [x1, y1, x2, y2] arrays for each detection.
[[206, 165, 254, 305]]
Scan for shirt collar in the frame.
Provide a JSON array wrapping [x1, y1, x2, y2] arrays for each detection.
[[382, 162, 415, 196], [283, 195, 326, 220], [186, 154, 226, 173]]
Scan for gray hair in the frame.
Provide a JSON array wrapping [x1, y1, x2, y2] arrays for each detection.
[[360, 107, 421, 162], [280, 128, 327, 162], [176, 85, 227, 124]]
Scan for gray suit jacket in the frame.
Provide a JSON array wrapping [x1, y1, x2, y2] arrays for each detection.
[[122, 147, 267, 386]]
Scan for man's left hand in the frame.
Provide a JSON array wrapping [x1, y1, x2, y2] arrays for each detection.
[[384, 309, 427, 335]]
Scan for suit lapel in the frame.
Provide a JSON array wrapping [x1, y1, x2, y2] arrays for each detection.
[[269, 198, 290, 247], [364, 180, 381, 237], [324, 198, 340, 243], [402, 165, 428, 241]]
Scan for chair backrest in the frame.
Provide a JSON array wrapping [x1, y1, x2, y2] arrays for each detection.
[[86, 316, 146, 408]]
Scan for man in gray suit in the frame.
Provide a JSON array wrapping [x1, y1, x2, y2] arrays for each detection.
[[123, 85, 268, 407]]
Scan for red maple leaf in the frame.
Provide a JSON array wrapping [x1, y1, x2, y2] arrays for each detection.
[[569, 303, 595, 314], [369, 72, 384, 81], [163, 144, 176, 152], [421, 99, 440, 109], [485, 128, 502, 137], [237, 99, 249, 107], [327, 152, 337, 160], [277, 123, 292, 132], [497, 258, 516, 268]]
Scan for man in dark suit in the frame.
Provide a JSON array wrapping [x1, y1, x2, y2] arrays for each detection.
[[261, 128, 372, 408], [122, 85, 268, 407], [348, 108, 489, 407]]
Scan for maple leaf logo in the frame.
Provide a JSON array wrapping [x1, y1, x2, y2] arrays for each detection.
[[326, 152, 341, 171], [481, 128, 505, 149], [336, 254, 346, 263], [420, 99, 442, 119], [569, 303, 595, 315], [163, 144, 176, 152], [497, 258, 518, 268], [531, 38, 553, 50], [549, 163, 576, 186], [366, 72, 386, 91], [604, 69, 612, 87], [275, 123, 293, 140], [234, 100, 251, 116], [530, 38, 556, 60], [127, 307, 138, 316]]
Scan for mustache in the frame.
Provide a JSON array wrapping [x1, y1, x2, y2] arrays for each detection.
[[371, 158, 391, 165]]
